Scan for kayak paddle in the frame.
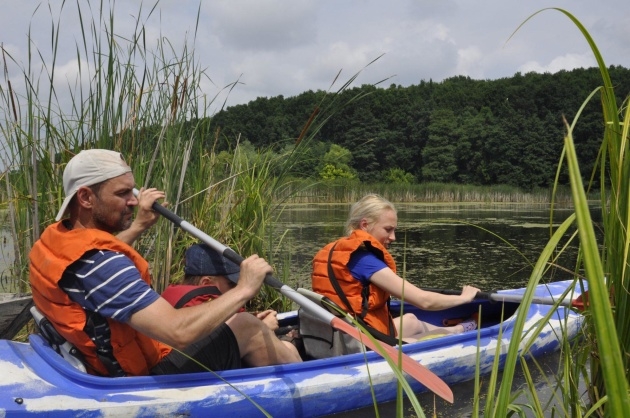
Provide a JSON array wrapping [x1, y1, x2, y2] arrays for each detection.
[[423, 287, 588, 311], [136, 189, 454, 404]]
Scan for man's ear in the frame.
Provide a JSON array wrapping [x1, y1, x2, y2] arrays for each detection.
[[75, 187, 95, 209], [199, 276, 214, 286]]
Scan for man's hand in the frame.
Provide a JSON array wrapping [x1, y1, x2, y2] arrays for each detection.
[[235, 255, 273, 301], [133, 188, 166, 230], [117, 187, 166, 245]]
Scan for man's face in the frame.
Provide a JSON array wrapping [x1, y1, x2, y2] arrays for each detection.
[[91, 172, 138, 233]]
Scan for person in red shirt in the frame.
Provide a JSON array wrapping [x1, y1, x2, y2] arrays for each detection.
[[162, 243, 279, 331]]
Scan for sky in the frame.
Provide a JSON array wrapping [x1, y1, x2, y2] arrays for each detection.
[[1, 0, 629, 114]]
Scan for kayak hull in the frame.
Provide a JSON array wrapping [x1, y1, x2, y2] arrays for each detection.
[[0, 280, 583, 417]]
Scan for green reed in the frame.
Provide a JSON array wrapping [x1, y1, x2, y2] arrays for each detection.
[[475, 8, 630, 418], [0, 0, 314, 308]]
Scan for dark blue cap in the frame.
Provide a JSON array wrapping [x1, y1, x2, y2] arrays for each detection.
[[184, 244, 240, 283]]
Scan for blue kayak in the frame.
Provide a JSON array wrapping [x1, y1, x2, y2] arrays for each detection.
[[0, 280, 583, 417]]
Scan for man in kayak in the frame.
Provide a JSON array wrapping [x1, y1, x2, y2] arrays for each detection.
[[29, 149, 302, 377], [161, 242, 279, 331], [312, 194, 480, 343]]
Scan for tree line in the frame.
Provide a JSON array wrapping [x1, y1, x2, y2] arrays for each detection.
[[207, 66, 630, 190]]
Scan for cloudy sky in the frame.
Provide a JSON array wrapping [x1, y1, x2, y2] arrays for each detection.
[[1, 0, 629, 114]]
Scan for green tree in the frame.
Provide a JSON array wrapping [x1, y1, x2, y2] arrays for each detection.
[[385, 168, 415, 184], [319, 144, 357, 180], [421, 109, 458, 182], [319, 164, 357, 180]]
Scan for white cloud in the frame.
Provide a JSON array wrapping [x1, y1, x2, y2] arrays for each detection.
[[0, 0, 628, 111], [518, 53, 597, 75], [456, 46, 484, 79], [203, 1, 318, 51]]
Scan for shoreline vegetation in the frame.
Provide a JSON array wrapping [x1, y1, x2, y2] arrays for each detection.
[[0, 181, 589, 209], [276, 181, 583, 204]]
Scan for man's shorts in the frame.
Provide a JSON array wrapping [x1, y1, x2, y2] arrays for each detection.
[[150, 323, 241, 374]]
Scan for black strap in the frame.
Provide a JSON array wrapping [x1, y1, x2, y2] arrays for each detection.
[[326, 243, 401, 346], [327, 243, 355, 315], [174, 286, 222, 309]]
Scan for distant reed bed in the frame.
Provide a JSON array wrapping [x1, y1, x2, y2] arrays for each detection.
[[278, 180, 579, 204]]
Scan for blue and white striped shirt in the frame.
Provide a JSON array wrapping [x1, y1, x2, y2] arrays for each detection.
[[60, 249, 160, 322]]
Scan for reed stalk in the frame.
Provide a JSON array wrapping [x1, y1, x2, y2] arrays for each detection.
[[477, 8, 630, 418]]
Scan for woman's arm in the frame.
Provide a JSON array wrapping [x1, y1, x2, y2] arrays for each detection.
[[369, 267, 479, 311]]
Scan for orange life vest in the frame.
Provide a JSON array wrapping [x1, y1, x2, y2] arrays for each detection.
[[312, 229, 396, 336], [29, 221, 171, 376]]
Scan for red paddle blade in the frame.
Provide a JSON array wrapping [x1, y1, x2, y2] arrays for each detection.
[[331, 317, 454, 404], [572, 292, 587, 311]]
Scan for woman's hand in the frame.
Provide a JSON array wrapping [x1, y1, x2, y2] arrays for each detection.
[[256, 309, 279, 331], [460, 285, 480, 303]]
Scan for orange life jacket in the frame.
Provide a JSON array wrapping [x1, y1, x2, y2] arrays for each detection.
[[29, 221, 171, 376], [312, 229, 396, 336]]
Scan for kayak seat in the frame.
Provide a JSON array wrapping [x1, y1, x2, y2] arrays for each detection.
[[296, 288, 348, 318], [30, 306, 87, 373], [296, 288, 364, 360]]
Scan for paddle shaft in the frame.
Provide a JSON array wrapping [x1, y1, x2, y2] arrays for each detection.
[[424, 288, 578, 308], [136, 189, 453, 403]]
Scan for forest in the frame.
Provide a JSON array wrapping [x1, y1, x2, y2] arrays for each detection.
[[207, 66, 630, 190]]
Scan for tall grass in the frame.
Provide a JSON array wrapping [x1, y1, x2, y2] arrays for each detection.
[[476, 8, 630, 418], [0, 0, 348, 310]]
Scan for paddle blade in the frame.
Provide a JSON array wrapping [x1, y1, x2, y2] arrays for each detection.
[[330, 317, 454, 404]]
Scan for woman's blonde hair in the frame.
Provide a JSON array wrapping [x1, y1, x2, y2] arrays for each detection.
[[345, 194, 396, 236]]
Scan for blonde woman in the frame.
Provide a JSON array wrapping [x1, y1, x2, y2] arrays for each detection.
[[312, 194, 479, 342]]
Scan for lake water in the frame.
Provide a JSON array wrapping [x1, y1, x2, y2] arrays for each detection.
[[273, 202, 584, 293], [1, 202, 585, 292], [0, 222, 17, 293]]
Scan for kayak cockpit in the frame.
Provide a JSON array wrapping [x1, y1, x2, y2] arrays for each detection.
[[25, 297, 520, 390]]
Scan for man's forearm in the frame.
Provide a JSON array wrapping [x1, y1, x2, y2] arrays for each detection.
[[116, 222, 146, 245]]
